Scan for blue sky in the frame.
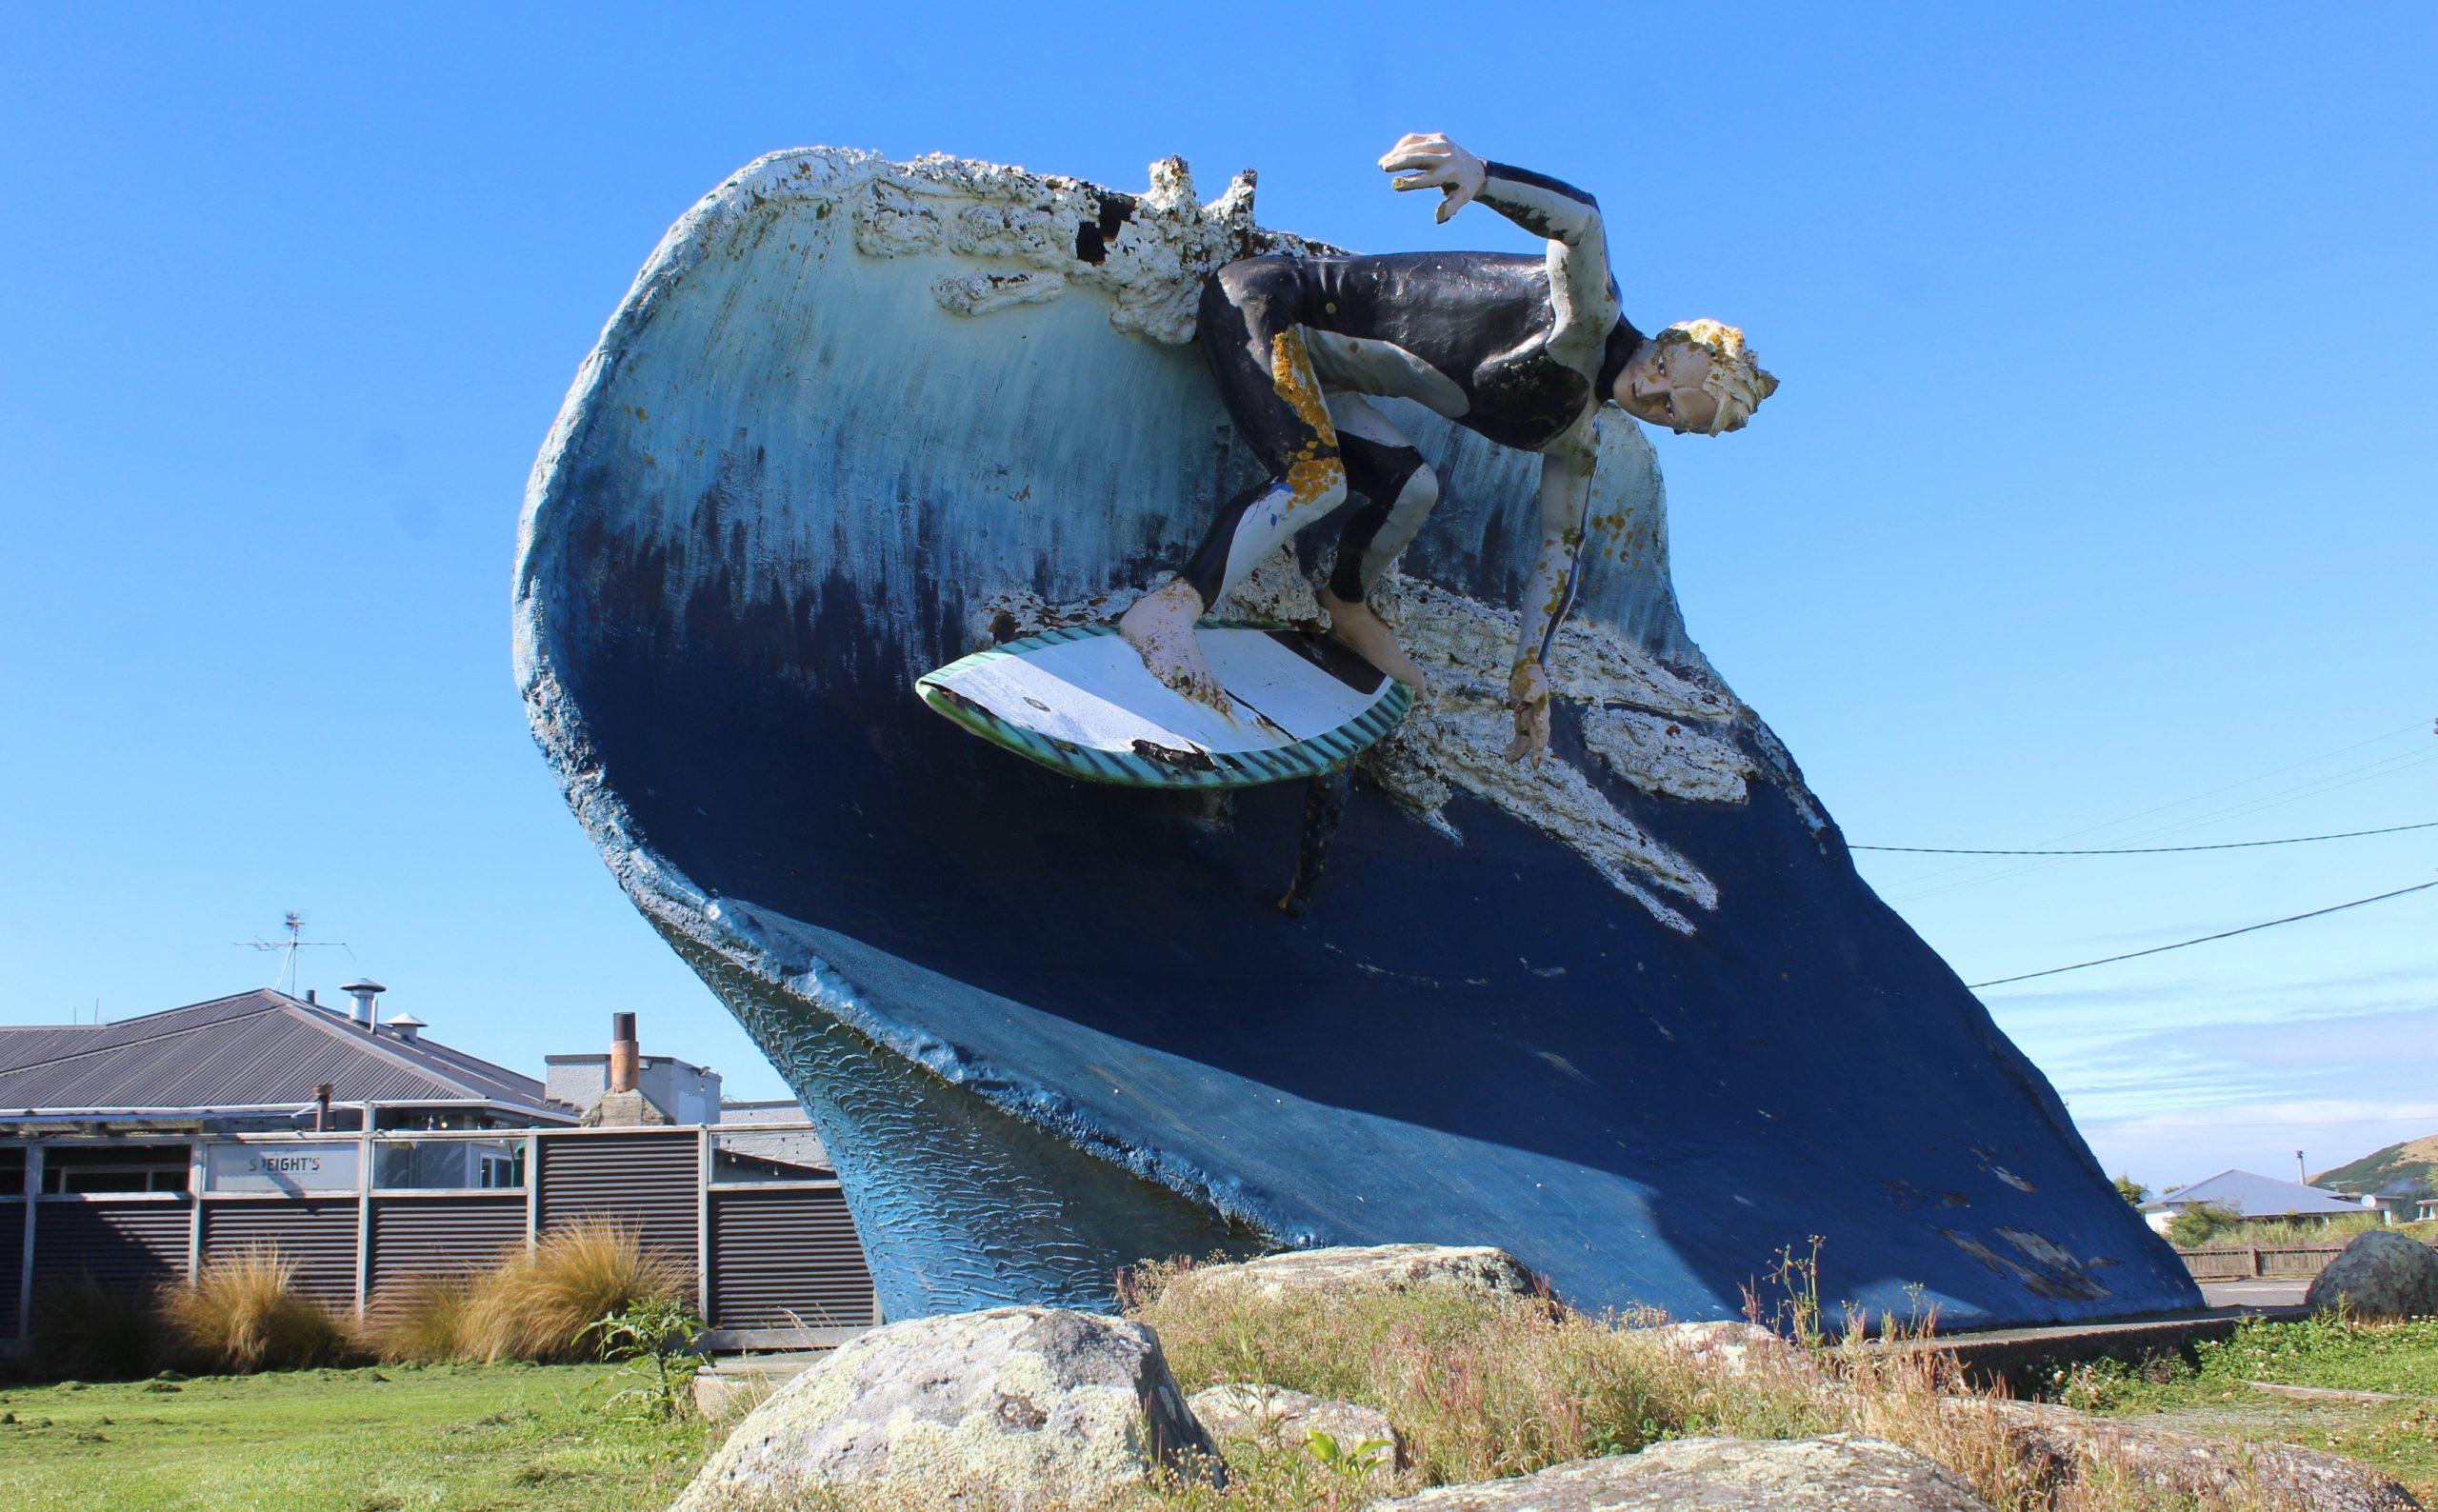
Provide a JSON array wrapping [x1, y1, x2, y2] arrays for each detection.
[[2, 5, 2429, 1196]]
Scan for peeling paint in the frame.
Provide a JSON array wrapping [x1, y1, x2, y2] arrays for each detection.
[[1582, 707, 1757, 804], [834, 149, 1334, 346]]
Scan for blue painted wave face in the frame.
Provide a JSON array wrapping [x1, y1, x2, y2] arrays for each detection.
[[516, 149, 2199, 1325]]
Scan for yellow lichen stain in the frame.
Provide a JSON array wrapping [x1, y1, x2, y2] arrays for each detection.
[[642, 453, 656, 467], [1269, 331, 1334, 436], [1267, 331, 1344, 510], [1283, 456, 1344, 510]]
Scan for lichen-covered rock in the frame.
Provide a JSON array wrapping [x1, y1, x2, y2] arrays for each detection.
[[1371, 1434, 1990, 1509], [669, 1306, 1216, 1510], [1169, 1243, 1538, 1303], [1633, 1321, 1826, 1386], [1188, 1383, 1399, 1467], [2307, 1229, 2438, 1320], [1979, 1399, 2421, 1511]]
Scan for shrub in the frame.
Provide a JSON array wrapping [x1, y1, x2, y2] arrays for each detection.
[[26, 1271, 164, 1381], [2164, 1201, 2244, 1247], [160, 1245, 354, 1373], [462, 1223, 691, 1363], [582, 1295, 708, 1420], [357, 1271, 475, 1363]]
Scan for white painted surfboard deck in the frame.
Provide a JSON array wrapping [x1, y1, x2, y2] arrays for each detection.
[[917, 625, 1413, 787]]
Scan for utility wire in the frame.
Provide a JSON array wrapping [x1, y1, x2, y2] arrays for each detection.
[[1968, 877, 2438, 989], [1858, 819, 2438, 856], [1878, 719, 2432, 897], [1889, 746, 2438, 904]]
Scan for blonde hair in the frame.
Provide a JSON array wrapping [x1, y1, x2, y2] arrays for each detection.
[[1656, 320, 1778, 433]]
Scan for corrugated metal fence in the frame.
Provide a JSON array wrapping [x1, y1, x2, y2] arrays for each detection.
[[3, 1125, 875, 1345]]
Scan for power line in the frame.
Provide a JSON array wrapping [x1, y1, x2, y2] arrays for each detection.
[[1858, 818, 2438, 856], [1888, 746, 2438, 904], [1876, 719, 2432, 900], [1968, 877, 2438, 989]]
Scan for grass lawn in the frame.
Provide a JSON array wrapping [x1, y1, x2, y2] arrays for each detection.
[[0, 1362, 718, 1511], [2052, 1312, 2438, 1501], [13, 1311, 2438, 1510]]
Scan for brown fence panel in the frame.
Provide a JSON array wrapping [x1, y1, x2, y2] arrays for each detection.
[[537, 1132, 697, 1264], [200, 1199, 359, 1309], [30, 1200, 191, 1297], [2177, 1243, 2350, 1281], [0, 1204, 23, 1337], [367, 1194, 527, 1311], [708, 1186, 875, 1329]]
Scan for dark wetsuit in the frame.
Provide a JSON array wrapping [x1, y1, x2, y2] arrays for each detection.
[[1180, 162, 1644, 669]]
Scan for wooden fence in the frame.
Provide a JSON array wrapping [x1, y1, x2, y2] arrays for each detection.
[[2175, 1243, 2348, 1281]]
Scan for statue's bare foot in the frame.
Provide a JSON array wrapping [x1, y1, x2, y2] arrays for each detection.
[[1119, 580, 1227, 707], [1318, 587, 1430, 695]]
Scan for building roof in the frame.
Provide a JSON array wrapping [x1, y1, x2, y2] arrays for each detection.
[[2141, 1169, 2365, 1219], [0, 989, 568, 1119]]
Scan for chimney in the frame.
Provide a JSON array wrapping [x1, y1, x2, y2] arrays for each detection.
[[610, 1012, 640, 1093], [341, 979, 387, 1027], [313, 1084, 332, 1132], [385, 1013, 427, 1044], [305, 988, 317, 1005]]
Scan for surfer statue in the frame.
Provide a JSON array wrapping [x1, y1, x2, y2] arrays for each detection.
[[1118, 132, 1777, 761]]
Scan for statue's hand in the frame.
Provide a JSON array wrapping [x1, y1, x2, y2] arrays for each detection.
[[1504, 661, 1552, 764], [1379, 132, 1487, 224]]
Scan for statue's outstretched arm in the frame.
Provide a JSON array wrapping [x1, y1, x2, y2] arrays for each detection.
[[1379, 133, 1617, 356]]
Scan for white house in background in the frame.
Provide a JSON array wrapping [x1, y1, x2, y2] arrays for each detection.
[[2139, 1168, 2372, 1235]]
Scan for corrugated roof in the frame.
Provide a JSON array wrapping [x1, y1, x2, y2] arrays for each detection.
[[2141, 1169, 2366, 1218], [0, 989, 561, 1117]]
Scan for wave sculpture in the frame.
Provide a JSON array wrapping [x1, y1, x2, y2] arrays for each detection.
[[514, 147, 2200, 1325]]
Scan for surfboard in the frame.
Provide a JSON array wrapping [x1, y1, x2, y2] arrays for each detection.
[[916, 624, 1413, 788]]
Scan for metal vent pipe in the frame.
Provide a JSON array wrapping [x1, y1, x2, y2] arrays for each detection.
[[341, 979, 387, 1027], [610, 1011, 640, 1093]]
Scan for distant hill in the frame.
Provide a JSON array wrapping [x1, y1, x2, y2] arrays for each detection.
[[2313, 1134, 2438, 1195]]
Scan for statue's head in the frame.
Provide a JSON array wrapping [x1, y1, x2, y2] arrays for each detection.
[[1612, 321, 1778, 434]]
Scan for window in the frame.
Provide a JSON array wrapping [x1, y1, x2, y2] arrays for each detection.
[[0, 1146, 25, 1196], [371, 1138, 526, 1191], [42, 1143, 190, 1194], [710, 1129, 833, 1184]]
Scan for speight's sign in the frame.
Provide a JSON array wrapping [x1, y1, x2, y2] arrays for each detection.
[[205, 1142, 360, 1194]]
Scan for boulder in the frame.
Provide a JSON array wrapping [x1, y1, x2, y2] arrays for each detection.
[[1169, 1243, 1538, 1304], [669, 1306, 1216, 1510], [1979, 1399, 2420, 1511], [2307, 1229, 2438, 1320], [1188, 1383, 1399, 1467], [1370, 1434, 1990, 1509]]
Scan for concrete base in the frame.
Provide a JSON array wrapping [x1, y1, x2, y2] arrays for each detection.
[[2202, 1278, 2311, 1309], [693, 1350, 834, 1419], [1898, 1304, 2311, 1392]]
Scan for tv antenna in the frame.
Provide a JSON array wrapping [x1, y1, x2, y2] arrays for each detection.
[[236, 911, 354, 996]]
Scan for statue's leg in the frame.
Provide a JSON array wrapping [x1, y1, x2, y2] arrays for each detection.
[[1315, 391, 1437, 692], [1122, 259, 1348, 699]]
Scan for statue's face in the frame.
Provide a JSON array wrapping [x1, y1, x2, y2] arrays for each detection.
[[1613, 342, 1720, 434]]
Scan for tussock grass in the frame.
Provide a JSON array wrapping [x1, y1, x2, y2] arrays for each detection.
[[1125, 1258, 1824, 1490], [459, 1224, 690, 1364], [160, 1245, 355, 1373], [358, 1272, 476, 1363]]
